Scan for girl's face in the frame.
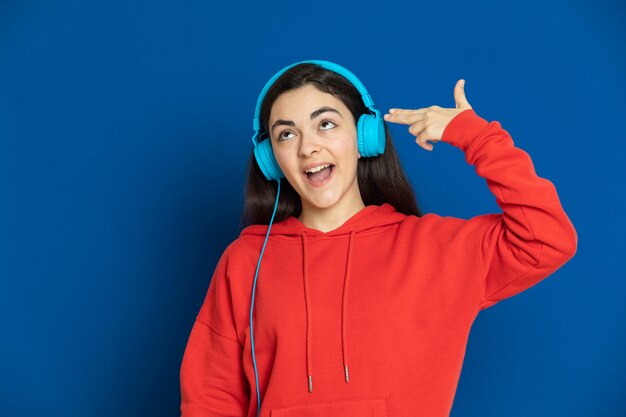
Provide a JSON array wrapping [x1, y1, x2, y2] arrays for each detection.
[[268, 84, 363, 214]]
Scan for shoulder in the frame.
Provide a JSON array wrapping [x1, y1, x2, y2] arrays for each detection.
[[203, 236, 263, 292], [219, 234, 264, 265], [398, 211, 500, 240]]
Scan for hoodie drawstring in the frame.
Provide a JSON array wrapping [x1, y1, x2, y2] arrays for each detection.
[[301, 231, 355, 393], [301, 233, 313, 393], [342, 230, 355, 384]]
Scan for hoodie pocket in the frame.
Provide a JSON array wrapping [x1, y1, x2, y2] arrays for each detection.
[[269, 398, 388, 417]]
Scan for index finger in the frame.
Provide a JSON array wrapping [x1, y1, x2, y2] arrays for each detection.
[[389, 108, 429, 114], [383, 109, 427, 125]]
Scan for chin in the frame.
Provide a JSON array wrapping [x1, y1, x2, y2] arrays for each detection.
[[302, 193, 344, 211]]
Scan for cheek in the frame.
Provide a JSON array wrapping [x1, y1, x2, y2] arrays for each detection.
[[273, 148, 300, 177], [336, 136, 360, 160]]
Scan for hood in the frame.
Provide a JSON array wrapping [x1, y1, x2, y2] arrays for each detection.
[[240, 203, 406, 238], [240, 203, 407, 393]]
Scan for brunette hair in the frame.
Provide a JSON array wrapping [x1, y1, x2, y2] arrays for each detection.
[[241, 63, 422, 227]]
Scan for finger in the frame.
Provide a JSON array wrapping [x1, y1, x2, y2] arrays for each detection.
[[407, 124, 433, 151], [389, 108, 429, 114], [408, 121, 425, 137], [454, 79, 471, 109], [415, 137, 434, 151], [416, 128, 439, 147], [384, 111, 426, 125]]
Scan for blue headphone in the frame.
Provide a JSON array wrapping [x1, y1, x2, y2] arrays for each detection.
[[251, 59, 387, 181], [248, 60, 385, 417]]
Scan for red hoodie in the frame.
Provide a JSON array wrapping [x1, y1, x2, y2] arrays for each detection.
[[180, 109, 578, 417]]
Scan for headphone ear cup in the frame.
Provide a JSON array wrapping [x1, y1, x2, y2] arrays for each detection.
[[357, 114, 386, 157], [254, 138, 285, 181]]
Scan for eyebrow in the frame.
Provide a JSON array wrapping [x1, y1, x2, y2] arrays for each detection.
[[270, 106, 343, 135]]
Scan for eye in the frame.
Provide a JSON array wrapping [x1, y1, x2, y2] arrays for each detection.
[[320, 120, 336, 130], [278, 130, 294, 141], [277, 120, 337, 141]]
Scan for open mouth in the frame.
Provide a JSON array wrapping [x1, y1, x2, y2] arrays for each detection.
[[303, 164, 335, 185]]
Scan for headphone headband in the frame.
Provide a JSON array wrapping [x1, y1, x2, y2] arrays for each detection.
[[251, 59, 380, 146]]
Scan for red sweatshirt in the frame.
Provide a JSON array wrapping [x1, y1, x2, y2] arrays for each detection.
[[180, 109, 578, 417]]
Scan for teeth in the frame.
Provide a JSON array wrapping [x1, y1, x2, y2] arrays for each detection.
[[305, 164, 331, 174]]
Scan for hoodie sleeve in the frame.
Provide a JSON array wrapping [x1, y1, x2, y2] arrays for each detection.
[[440, 109, 578, 310], [180, 245, 250, 416]]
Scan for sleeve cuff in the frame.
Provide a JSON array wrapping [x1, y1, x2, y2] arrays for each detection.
[[441, 108, 490, 152]]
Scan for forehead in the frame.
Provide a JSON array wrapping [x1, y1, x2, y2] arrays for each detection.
[[269, 84, 348, 120]]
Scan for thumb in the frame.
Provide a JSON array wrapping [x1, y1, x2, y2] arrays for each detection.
[[454, 79, 471, 109]]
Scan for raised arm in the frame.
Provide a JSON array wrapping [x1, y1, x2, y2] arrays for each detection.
[[384, 80, 577, 309], [440, 108, 577, 309]]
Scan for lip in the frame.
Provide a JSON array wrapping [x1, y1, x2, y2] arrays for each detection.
[[302, 165, 335, 188], [302, 162, 334, 173]]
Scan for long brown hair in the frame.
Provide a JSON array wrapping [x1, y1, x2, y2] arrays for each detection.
[[241, 63, 422, 228]]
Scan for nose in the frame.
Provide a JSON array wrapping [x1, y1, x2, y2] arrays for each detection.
[[298, 130, 322, 158]]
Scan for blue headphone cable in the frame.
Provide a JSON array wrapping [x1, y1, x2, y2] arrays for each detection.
[[250, 178, 281, 417]]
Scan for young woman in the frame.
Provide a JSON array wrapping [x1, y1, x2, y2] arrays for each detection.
[[180, 60, 578, 417]]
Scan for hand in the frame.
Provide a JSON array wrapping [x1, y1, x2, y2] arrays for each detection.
[[383, 79, 473, 151]]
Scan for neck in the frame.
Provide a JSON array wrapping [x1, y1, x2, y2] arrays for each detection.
[[298, 198, 366, 233]]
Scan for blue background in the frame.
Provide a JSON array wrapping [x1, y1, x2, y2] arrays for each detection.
[[1, 0, 624, 416]]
